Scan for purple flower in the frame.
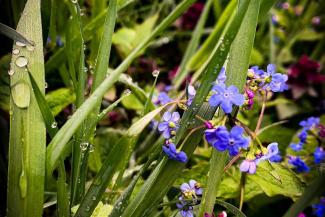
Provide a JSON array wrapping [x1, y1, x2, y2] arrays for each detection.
[[158, 111, 180, 139], [264, 64, 288, 92], [209, 83, 245, 114], [177, 197, 194, 217], [205, 126, 250, 156], [240, 160, 257, 174], [162, 143, 187, 163], [187, 85, 196, 106], [313, 202, 325, 217], [298, 130, 308, 143], [299, 117, 320, 129], [180, 180, 202, 198], [156, 92, 172, 105], [314, 147, 325, 164], [288, 156, 310, 173], [290, 142, 304, 151], [247, 66, 265, 80]]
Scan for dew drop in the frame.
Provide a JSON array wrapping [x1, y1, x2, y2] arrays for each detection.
[[71, 0, 77, 3], [8, 69, 15, 76], [51, 122, 57, 128], [80, 142, 89, 151], [45, 82, 48, 89], [19, 169, 27, 198], [85, 206, 90, 212], [89, 144, 95, 153], [15, 56, 28, 67], [26, 44, 35, 51], [152, 69, 160, 77], [11, 81, 30, 108], [13, 49, 20, 55], [91, 196, 96, 201], [16, 41, 26, 47], [124, 89, 131, 96], [77, 178, 81, 184]]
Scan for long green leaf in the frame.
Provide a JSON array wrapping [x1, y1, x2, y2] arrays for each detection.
[[0, 22, 33, 46], [199, 0, 261, 215], [121, 1, 251, 216], [7, 0, 46, 216]]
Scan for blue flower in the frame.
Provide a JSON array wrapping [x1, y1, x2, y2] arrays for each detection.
[[298, 130, 308, 143], [158, 111, 180, 139], [216, 67, 226, 84], [187, 85, 196, 106], [290, 142, 304, 151], [299, 116, 320, 129], [248, 66, 266, 80], [180, 180, 202, 198], [269, 153, 283, 162], [314, 147, 325, 164], [241, 143, 280, 174], [209, 83, 245, 114], [264, 64, 288, 92], [176, 197, 194, 217], [162, 143, 187, 162], [288, 156, 310, 173], [255, 142, 279, 164], [313, 202, 325, 217], [205, 126, 250, 156], [156, 92, 172, 105]]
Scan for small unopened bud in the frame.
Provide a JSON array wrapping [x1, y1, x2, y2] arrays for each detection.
[[204, 121, 214, 129]]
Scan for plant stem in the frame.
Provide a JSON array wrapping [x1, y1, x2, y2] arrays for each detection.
[[255, 91, 267, 134]]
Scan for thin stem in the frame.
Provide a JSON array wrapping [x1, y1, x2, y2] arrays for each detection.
[[178, 125, 205, 149], [223, 153, 241, 172], [239, 172, 246, 210], [255, 91, 268, 134]]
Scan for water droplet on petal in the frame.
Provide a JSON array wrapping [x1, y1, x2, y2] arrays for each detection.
[[51, 122, 57, 128], [11, 81, 30, 108], [16, 41, 26, 47], [8, 69, 15, 76], [152, 69, 160, 77], [80, 142, 89, 151], [15, 56, 28, 67], [13, 49, 20, 55]]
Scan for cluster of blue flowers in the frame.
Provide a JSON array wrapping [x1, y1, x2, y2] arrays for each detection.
[[158, 111, 187, 162], [205, 126, 250, 156], [312, 198, 325, 217], [288, 116, 325, 173], [177, 180, 202, 217], [240, 143, 280, 174]]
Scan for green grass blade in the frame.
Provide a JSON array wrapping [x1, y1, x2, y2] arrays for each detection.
[[173, 0, 213, 89], [28, 72, 58, 138], [199, 0, 261, 215], [0, 22, 34, 45], [121, 1, 252, 215], [46, 0, 196, 177], [215, 199, 247, 217], [7, 0, 46, 216]]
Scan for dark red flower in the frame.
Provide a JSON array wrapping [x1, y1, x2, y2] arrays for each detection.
[[178, 2, 204, 29], [287, 55, 324, 98]]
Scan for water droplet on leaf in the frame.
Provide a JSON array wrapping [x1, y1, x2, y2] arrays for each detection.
[[15, 56, 28, 67], [16, 41, 26, 47], [51, 122, 57, 128], [80, 142, 89, 151], [124, 89, 131, 96], [8, 69, 15, 76], [11, 81, 30, 108], [13, 49, 20, 55]]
